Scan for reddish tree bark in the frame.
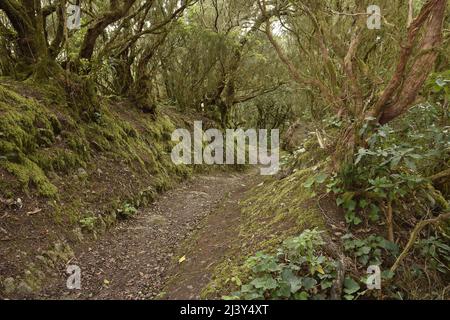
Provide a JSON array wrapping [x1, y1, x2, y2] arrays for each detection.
[[374, 0, 447, 124]]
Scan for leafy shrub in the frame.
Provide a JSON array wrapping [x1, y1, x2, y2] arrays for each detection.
[[342, 234, 399, 267], [329, 105, 449, 226], [79, 216, 97, 232], [224, 229, 337, 300], [417, 236, 450, 274], [116, 203, 138, 219]]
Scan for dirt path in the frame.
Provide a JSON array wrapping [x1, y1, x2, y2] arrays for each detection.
[[162, 171, 261, 300], [41, 170, 260, 300]]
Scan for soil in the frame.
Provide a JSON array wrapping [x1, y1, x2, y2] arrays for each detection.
[[39, 170, 261, 300]]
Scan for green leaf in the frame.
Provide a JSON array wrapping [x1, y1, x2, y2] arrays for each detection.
[[250, 275, 278, 290], [245, 292, 264, 300], [294, 291, 309, 300], [275, 281, 291, 298], [344, 199, 357, 211], [344, 277, 360, 295], [315, 173, 329, 184], [359, 199, 369, 209], [353, 216, 362, 225], [321, 280, 333, 290], [382, 270, 395, 280], [222, 295, 240, 300], [404, 158, 417, 170], [303, 177, 316, 188], [379, 239, 399, 255], [358, 255, 370, 266], [358, 246, 371, 255], [302, 277, 317, 290], [390, 156, 402, 169], [369, 204, 380, 222], [281, 269, 303, 293], [240, 284, 254, 293]]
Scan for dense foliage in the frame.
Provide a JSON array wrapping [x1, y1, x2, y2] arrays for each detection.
[[0, 0, 449, 300]]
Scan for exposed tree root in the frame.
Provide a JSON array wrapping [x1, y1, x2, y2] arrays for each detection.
[[323, 236, 347, 300], [330, 256, 346, 300], [390, 212, 450, 273], [386, 201, 395, 243], [429, 169, 450, 182]]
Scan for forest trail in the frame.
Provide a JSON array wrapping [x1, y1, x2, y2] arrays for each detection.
[[42, 170, 261, 300]]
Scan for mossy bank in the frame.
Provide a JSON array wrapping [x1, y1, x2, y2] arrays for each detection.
[[0, 78, 196, 298]]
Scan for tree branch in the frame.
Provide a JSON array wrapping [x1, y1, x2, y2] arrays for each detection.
[[390, 212, 450, 273], [429, 168, 450, 181], [371, 0, 446, 124]]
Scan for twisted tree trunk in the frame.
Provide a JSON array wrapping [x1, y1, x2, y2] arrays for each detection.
[[78, 0, 137, 61], [372, 0, 447, 125], [0, 0, 49, 64]]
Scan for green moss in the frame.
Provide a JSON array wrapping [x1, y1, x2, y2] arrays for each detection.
[[41, 242, 74, 267], [1, 240, 74, 296], [0, 84, 63, 196], [152, 175, 173, 193], [31, 148, 86, 173], [0, 82, 195, 198], [3, 159, 58, 197]]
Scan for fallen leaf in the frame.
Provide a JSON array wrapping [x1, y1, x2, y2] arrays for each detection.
[[317, 266, 325, 275], [179, 255, 186, 264]]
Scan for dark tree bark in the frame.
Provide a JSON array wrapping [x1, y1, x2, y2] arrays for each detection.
[[78, 0, 137, 61], [0, 0, 49, 64]]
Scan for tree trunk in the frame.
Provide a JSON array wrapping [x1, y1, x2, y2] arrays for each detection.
[[0, 0, 49, 65], [0, 0, 63, 78], [79, 0, 136, 61], [373, 0, 446, 125]]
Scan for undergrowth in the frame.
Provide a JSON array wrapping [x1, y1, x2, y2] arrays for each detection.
[[212, 72, 449, 300], [223, 229, 337, 300]]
